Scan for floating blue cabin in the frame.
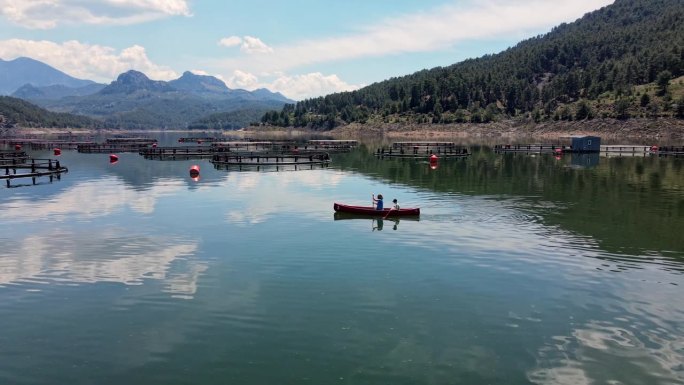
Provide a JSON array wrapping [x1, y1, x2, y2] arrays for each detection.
[[565, 136, 601, 153]]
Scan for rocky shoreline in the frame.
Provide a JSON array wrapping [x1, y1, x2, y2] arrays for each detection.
[[327, 118, 684, 141], [3, 118, 683, 143]]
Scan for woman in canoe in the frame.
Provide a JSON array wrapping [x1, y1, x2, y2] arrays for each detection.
[[372, 194, 384, 210]]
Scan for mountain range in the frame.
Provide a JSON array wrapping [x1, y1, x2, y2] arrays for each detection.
[[0, 57, 292, 129]]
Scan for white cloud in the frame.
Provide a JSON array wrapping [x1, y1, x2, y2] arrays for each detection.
[[218, 36, 242, 48], [240, 36, 273, 54], [0, 0, 191, 29], [0, 39, 178, 81], [269, 72, 362, 100], [223, 69, 362, 100], [214, 0, 614, 80], [218, 35, 273, 54], [226, 69, 259, 89]]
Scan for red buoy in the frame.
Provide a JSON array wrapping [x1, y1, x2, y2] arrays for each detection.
[[14, 144, 21, 151], [430, 154, 438, 161], [152, 142, 157, 148], [109, 154, 119, 163], [650, 145, 658, 152], [554, 148, 563, 155], [189, 165, 200, 177]]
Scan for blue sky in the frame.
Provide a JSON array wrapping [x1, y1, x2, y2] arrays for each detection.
[[0, 0, 614, 100]]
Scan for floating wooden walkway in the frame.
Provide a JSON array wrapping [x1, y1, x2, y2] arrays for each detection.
[[494, 144, 684, 157], [305, 140, 358, 152], [77, 143, 152, 153], [0, 150, 30, 165], [105, 137, 157, 145], [140, 146, 215, 159], [211, 151, 331, 166], [0, 138, 96, 150], [1, 158, 68, 187], [651, 146, 684, 157], [376, 141, 470, 158], [178, 137, 225, 143], [494, 144, 567, 154]]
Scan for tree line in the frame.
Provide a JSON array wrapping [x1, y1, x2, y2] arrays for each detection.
[[0, 96, 104, 129], [262, 0, 684, 130]]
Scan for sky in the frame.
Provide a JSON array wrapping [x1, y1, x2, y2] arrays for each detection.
[[0, 0, 615, 101]]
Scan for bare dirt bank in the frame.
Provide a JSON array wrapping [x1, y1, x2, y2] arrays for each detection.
[[327, 118, 684, 141]]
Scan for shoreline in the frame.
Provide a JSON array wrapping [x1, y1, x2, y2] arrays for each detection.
[[326, 118, 684, 141], [3, 117, 683, 142]]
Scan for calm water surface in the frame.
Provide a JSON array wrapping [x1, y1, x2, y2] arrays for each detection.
[[1, 135, 683, 385]]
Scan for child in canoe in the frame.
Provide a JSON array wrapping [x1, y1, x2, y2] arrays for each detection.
[[372, 194, 384, 210]]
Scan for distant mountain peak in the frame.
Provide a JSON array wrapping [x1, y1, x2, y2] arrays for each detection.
[[170, 71, 229, 94], [101, 70, 174, 94], [0, 56, 95, 95]]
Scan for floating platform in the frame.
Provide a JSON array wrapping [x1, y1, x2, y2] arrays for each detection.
[[213, 162, 330, 173], [494, 144, 567, 154], [1, 158, 68, 187], [494, 144, 684, 157], [139, 146, 215, 159], [105, 137, 157, 145], [78, 143, 152, 153], [304, 140, 358, 152], [652, 146, 684, 157], [376, 145, 470, 158], [211, 151, 331, 166], [0, 150, 30, 165], [376, 141, 470, 158], [178, 137, 225, 143]]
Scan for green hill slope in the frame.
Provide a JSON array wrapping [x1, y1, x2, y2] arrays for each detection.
[[262, 0, 684, 130], [0, 96, 104, 130]]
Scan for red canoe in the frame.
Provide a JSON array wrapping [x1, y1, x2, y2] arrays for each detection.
[[333, 202, 420, 217]]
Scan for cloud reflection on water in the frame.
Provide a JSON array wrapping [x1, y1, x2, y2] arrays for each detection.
[[0, 229, 204, 299], [0, 176, 186, 221], [528, 320, 684, 385]]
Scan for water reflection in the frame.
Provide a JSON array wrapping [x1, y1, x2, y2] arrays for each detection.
[[0, 176, 186, 221], [529, 318, 684, 384], [0, 229, 204, 298], [333, 212, 419, 232]]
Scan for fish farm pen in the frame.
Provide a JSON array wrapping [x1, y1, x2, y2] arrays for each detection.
[[305, 140, 358, 152], [0, 138, 96, 150], [105, 137, 158, 145], [77, 143, 155, 153], [494, 144, 683, 157], [1, 158, 68, 187], [376, 141, 470, 158], [177, 137, 226, 143], [494, 144, 568, 154], [140, 146, 216, 160], [0, 150, 30, 165], [211, 151, 331, 166]]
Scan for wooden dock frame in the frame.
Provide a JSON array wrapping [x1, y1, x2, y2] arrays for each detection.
[[376, 141, 470, 158], [210, 151, 331, 167], [139, 146, 215, 160], [1, 158, 68, 187]]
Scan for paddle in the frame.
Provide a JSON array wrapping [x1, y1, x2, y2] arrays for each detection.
[[384, 199, 398, 219]]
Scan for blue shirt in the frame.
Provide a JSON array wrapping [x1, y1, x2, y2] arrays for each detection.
[[376, 199, 383, 210]]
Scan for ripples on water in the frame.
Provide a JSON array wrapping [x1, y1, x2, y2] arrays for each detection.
[[0, 146, 682, 384]]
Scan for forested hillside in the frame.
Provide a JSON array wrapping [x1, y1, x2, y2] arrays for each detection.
[[0, 96, 104, 129], [262, 0, 684, 130]]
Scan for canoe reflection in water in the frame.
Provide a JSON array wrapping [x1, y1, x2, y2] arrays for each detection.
[[333, 211, 420, 231]]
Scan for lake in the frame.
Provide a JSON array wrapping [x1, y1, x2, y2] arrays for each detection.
[[1, 133, 683, 385]]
